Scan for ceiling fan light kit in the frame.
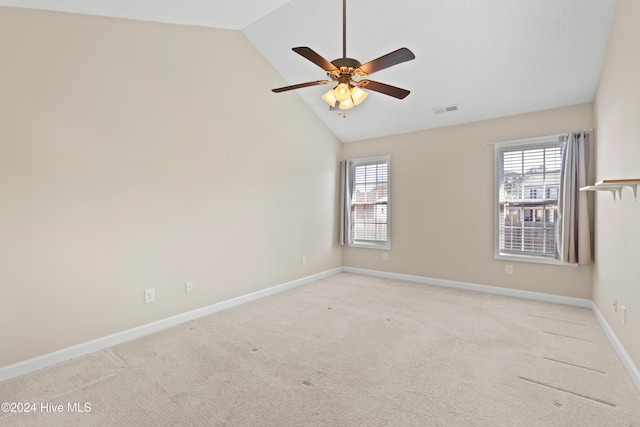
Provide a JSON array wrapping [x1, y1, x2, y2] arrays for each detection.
[[322, 78, 368, 110], [271, 0, 415, 117]]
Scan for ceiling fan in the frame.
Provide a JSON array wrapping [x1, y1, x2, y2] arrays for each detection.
[[271, 0, 415, 115]]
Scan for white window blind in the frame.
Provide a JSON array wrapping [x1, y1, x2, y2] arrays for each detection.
[[496, 138, 561, 258]]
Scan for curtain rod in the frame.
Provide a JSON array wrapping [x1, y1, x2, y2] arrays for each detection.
[[483, 129, 594, 146]]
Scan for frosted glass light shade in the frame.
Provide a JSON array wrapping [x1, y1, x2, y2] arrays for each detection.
[[339, 98, 354, 110], [334, 83, 351, 102], [350, 86, 368, 105], [322, 89, 337, 107]]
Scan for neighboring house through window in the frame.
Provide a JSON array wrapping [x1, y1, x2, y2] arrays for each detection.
[[495, 135, 563, 263]]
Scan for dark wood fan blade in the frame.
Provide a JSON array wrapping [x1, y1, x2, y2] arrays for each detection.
[[358, 48, 415, 75], [292, 47, 338, 71], [360, 80, 410, 99], [272, 80, 330, 93]]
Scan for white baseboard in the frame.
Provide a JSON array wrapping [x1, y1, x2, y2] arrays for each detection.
[[591, 303, 640, 391], [343, 267, 639, 392], [0, 267, 342, 383], [342, 267, 592, 307]]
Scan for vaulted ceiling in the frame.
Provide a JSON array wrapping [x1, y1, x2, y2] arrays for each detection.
[[0, 0, 616, 142]]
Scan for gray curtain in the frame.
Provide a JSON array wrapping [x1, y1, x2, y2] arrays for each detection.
[[339, 161, 351, 246], [556, 132, 591, 264]]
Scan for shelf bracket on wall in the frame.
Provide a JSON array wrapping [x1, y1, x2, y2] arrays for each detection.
[[580, 179, 640, 201]]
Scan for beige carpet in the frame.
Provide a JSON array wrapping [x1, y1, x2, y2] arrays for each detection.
[[1, 273, 639, 426]]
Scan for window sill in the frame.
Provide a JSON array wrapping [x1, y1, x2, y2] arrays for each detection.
[[349, 241, 390, 250], [495, 253, 578, 267]]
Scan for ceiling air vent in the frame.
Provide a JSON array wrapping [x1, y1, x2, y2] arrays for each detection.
[[432, 104, 459, 115]]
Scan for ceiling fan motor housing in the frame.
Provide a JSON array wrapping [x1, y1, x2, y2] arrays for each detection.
[[329, 58, 367, 82], [331, 57, 362, 68]]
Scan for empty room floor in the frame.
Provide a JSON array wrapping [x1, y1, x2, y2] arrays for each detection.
[[2, 273, 639, 426]]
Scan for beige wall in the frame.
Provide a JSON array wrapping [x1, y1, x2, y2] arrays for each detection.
[[593, 0, 640, 372], [342, 104, 594, 298], [0, 7, 342, 367]]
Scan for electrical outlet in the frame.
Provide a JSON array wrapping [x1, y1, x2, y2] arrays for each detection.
[[185, 281, 193, 294], [505, 264, 513, 275], [301, 256, 307, 266], [145, 288, 155, 304], [622, 306, 626, 325], [382, 252, 389, 261], [613, 297, 618, 312]]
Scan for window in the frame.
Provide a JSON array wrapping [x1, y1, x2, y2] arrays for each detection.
[[344, 156, 390, 249], [495, 135, 561, 262]]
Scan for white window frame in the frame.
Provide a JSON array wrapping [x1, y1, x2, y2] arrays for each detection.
[[345, 155, 391, 250], [494, 134, 573, 266]]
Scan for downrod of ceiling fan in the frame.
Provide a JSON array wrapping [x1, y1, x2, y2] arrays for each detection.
[[342, 0, 346, 58], [330, 0, 360, 70]]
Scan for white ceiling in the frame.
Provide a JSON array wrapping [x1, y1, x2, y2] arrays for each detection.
[[0, 0, 617, 143]]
